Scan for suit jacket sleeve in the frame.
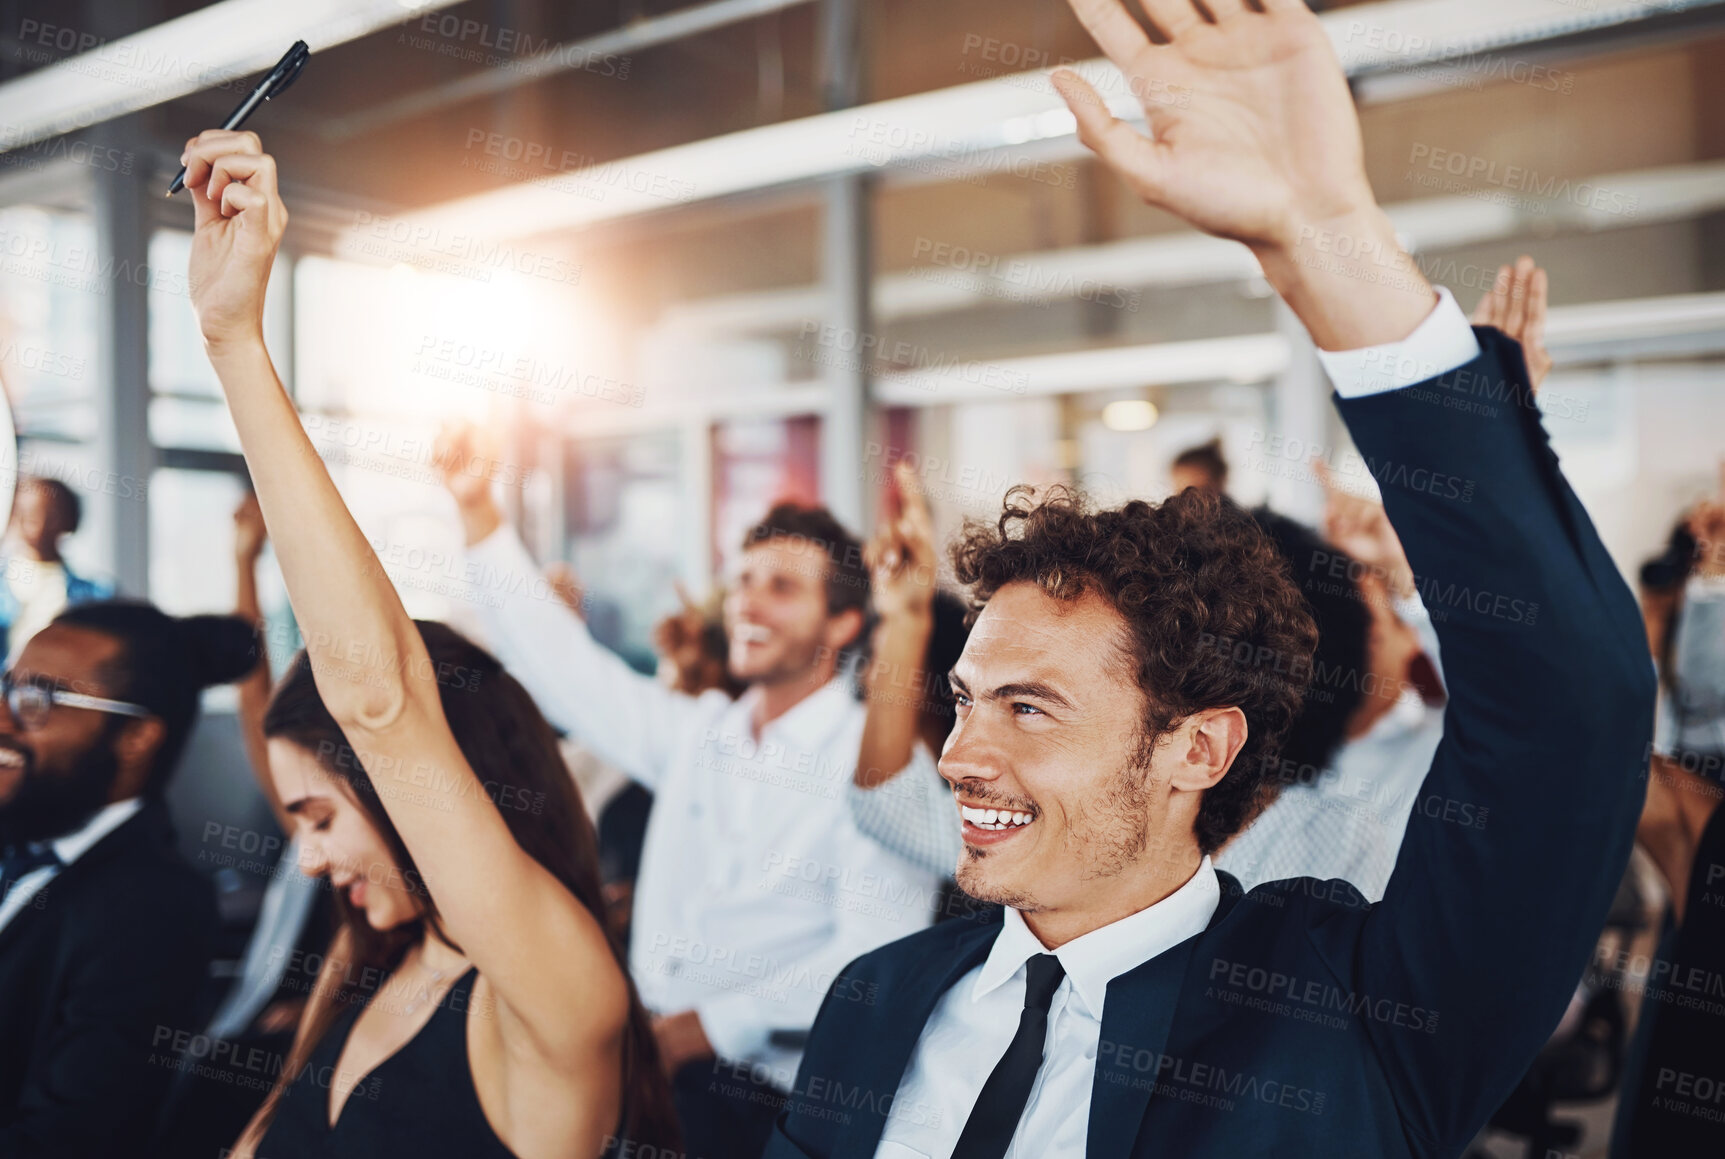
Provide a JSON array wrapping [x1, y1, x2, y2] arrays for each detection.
[[1336, 330, 1657, 1153], [0, 866, 214, 1158]]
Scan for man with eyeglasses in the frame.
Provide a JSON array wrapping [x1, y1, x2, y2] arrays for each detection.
[[0, 601, 259, 1158]]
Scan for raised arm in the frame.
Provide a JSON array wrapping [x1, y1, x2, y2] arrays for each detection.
[[232, 491, 287, 832], [857, 462, 939, 790], [184, 131, 628, 1076], [436, 422, 699, 790], [1336, 333, 1653, 1150], [849, 462, 964, 875]]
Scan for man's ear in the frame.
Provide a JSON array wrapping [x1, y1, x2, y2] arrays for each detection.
[[1165, 706, 1249, 793], [824, 606, 866, 654], [110, 716, 167, 799]]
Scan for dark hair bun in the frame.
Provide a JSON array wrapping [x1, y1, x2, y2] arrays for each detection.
[[179, 614, 263, 688]]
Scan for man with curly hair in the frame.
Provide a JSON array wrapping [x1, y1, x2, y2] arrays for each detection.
[[766, 1, 1655, 1157]]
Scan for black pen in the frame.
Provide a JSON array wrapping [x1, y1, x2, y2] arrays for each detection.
[[166, 40, 310, 197]]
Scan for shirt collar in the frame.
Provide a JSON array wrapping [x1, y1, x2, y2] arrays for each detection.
[[732, 678, 855, 750], [972, 856, 1221, 1019], [49, 797, 144, 867]]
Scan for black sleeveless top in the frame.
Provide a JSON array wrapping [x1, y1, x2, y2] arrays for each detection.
[[258, 966, 518, 1158]]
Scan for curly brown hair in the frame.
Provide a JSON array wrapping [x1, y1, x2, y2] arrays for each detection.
[[950, 485, 1317, 854]]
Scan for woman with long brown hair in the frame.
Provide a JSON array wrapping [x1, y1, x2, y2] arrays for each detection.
[[180, 127, 678, 1159]]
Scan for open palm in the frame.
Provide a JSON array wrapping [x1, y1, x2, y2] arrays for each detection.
[[1057, 0, 1373, 249], [867, 462, 938, 622]]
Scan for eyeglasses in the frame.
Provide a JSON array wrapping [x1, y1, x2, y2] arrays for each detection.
[[0, 672, 153, 730]]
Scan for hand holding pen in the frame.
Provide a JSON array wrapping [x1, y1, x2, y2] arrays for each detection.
[[167, 40, 308, 197]]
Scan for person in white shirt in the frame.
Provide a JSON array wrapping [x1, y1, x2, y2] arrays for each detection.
[[0, 477, 113, 666], [435, 448, 940, 1159], [1216, 502, 1444, 901]]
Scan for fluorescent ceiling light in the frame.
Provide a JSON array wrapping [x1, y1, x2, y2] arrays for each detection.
[[1102, 400, 1160, 432]]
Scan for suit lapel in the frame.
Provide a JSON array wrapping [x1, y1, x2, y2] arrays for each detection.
[[0, 876, 52, 959], [1086, 873, 1243, 1159], [0, 804, 161, 959], [831, 914, 1001, 1159]]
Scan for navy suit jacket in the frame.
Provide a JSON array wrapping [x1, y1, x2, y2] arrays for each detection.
[[765, 329, 1657, 1159], [0, 799, 216, 1158]]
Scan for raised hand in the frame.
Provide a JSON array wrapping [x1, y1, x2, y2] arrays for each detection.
[[1054, 0, 1434, 349], [1054, 0, 1370, 249], [431, 422, 505, 545], [184, 130, 287, 351], [865, 462, 938, 624], [234, 491, 268, 565], [1317, 462, 1415, 600], [653, 583, 725, 696], [1688, 463, 1725, 580], [1471, 256, 1552, 391], [544, 562, 587, 619]]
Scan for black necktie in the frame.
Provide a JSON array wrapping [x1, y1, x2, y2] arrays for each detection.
[[0, 843, 62, 890], [952, 952, 1067, 1159]]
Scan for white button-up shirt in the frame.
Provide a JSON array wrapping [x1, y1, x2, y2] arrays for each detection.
[[0, 797, 143, 933], [877, 859, 1220, 1159], [468, 527, 939, 1085]]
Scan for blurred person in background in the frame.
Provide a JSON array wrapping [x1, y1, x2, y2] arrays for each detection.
[[1221, 256, 1548, 900], [0, 600, 257, 1157], [181, 128, 679, 1159], [850, 462, 969, 883], [1213, 497, 1437, 899], [1612, 478, 1725, 1158], [1170, 436, 1229, 495], [436, 419, 939, 1159], [541, 560, 743, 946], [0, 477, 113, 666], [1642, 471, 1725, 778], [149, 493, 331, 1159]]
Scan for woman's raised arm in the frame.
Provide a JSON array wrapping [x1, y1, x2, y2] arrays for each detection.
[[183, 129, 628, 1075]]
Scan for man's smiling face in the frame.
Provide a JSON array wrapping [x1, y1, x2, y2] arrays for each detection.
[[942, 581, 1176, 915]]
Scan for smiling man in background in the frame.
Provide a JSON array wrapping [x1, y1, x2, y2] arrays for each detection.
[[0, 604, 256, 1157], [442, 446, 940, 1159]]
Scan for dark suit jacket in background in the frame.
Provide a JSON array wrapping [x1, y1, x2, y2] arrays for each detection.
[[1613, 795, 1725, 1157], [766, 329, 1657, 1159], [0, 798, 217, 1158]]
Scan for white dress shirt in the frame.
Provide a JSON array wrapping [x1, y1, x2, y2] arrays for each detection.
[[876, 289, 1482, 1157], [877, 859, 1221, 1159], [468, 527, 939, 1085], [1217, 594, 1447, 902], [848, 745, 963, 880], [0, 797, 143, 933]]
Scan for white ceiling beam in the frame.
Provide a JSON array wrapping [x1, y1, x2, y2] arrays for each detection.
[[357, 0, 1725, 248], [0, 0, 466, 151], [650, 160, 1725, 337]]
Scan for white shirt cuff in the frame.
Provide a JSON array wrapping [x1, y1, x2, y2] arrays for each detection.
[[695, 995, 771, 1064], [1315, 287, 1482, 398]]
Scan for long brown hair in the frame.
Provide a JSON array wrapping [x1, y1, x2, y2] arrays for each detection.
[[240, 620, 679, 1153]]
